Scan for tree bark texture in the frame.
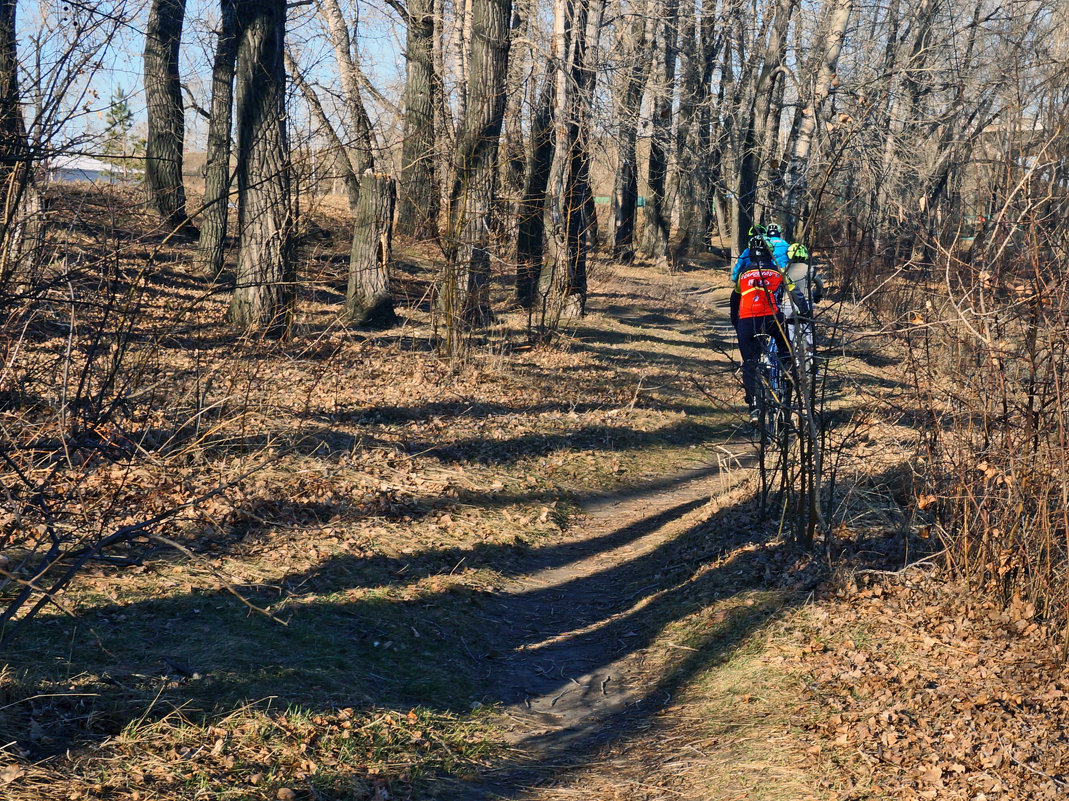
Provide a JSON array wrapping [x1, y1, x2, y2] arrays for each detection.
[[515, 68, 554, 309], [144, 0, 191, 233], [610, 1, 656, 262], [346, 173, 398, 328], [440, 0, 512, 346], [539, 0, 604, 323], [226, 0, 293, 335], [194, 0, 238, 279], [397, 0, 440, 239], [641, 0, 680, 263], [0, 0, 36, 285], [782, 0, 853, 238]]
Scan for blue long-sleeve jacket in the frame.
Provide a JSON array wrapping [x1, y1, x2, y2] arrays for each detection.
[[731, 236, 789, 280]]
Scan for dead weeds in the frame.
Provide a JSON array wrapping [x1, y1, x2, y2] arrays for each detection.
[[5, 189, 1065, 801]]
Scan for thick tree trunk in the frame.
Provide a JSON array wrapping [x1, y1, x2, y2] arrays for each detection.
[[610, 2, 656, 262], [641, 0, 680, 263], [396, 0, 439, 239], [737, 0, 796, 244], [346, 173, 398, 328], [539, 0, 604, 323], [144, 0, 191, 234], [194, 0, 238, 279], [515, 68, 554, 309], [539, 0, 585, 320], [0, 0, 36, 285], [782, 0, 853, 238], [439, 0, 513, 348], [226, 0, 293, 335]]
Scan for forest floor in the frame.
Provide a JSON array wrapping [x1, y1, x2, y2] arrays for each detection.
[[3, 191, 1069, 800]]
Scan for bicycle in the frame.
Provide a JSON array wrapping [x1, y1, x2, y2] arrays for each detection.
[[749, 330, 793, 512], [753, 331, 788, 438]]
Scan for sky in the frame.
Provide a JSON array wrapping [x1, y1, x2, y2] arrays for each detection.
[[19, 0, 408, 155]]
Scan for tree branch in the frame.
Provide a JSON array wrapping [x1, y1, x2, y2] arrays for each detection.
[[180, 82, 210, 121]]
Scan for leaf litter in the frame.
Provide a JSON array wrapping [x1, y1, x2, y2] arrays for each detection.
[[4, 192, 1069, 800]]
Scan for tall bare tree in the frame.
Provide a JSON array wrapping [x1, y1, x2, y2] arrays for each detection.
[[194, 0, 238, 279], [515, 67, 554, 308], [144, 0, 191, 234], [0, 0, 36, 284], [287, 0, 397, 327], [540, 0, 605, 320], [226, 0, 293, 334], [397, 0, 441, 239], [641, 0, 680, 262], [736, 0, 795, 242], [439, 0, 513, 348], [781, 0, 853, 238], [610, 0, 656, 262]]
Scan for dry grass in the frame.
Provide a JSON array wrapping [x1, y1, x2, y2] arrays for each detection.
[[1, 188, 758, 800]]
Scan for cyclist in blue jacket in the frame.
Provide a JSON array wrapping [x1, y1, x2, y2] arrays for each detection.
[[731, 233, 810, 424], [732, 222, 789, 282]]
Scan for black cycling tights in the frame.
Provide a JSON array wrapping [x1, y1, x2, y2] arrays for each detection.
[[735, 314, 792, 407]]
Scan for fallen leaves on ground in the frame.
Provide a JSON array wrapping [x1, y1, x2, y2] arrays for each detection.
[[778, 569, 1069, 800]]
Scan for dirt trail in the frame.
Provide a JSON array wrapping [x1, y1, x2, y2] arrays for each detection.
[[447, 270, 791, 799], [452, 462, 753, 800]]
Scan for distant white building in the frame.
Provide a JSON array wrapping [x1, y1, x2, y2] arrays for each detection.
[[49, 155, 139, 184]]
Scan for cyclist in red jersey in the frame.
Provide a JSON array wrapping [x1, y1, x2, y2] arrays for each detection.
[[731, 234, 810, 423]]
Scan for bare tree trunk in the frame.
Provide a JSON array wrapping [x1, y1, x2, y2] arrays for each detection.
[[539, 0, 588, 321], [670, 0, 701, 260], [692, 0, 726, 249], [782, 0, 853, 238], [144, 0, 192, 235], [318, 0, 376, 180], [0, 0, 37, 285], [346, 173, 398, 327], [737, 0, 795, 242], [500, 0, 534, 203], [227, 0, 293, 335], [641, 0, 680, 263], [397, 0, 440, 239], [611, 0, 656, 262], [515, 67, 554, 308], [439, 0, 513, 348], [452, 0, 474, 125], [434, 0, 453, 224], [194, 0, 238, 279]]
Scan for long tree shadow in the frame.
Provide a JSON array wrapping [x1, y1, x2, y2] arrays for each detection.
[[1, 465, 805, 800]]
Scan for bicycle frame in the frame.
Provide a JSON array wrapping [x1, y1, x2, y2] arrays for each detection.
[[754, 332, 785, 435]]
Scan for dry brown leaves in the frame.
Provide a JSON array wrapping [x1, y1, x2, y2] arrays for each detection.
[[776, 570, 1069, 800]]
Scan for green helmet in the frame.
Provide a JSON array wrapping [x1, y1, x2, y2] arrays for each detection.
[[787, 242, 809, 262], [747, 224, 767, 237]]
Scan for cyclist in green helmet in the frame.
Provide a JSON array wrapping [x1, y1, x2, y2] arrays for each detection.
[[783, 242, 824, 376]]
